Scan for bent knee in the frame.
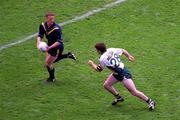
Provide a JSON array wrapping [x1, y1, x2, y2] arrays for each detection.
[[45, 62, 53, 69], [103, 82, 110, 89], [103, 82, 107, 88], [45, 62, 49, 67]]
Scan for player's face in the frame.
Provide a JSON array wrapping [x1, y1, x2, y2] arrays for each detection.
[[46, 15, 55, 26]]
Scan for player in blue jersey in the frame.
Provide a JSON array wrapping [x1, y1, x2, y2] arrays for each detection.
[[36, 12, 76, 82], [88, 43, 155, 111]]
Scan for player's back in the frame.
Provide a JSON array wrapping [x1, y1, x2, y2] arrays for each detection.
[[99, 48, 124, 69]]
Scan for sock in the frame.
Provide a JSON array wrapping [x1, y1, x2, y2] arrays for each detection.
[[47, 67, 55, 79], [146, 98, 151, 103], [50, 68, 55, 79], [114, 93, 121, 99], [54, 53, 68, 63]]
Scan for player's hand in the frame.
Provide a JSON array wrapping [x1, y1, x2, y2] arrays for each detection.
[[45, 46, 50, 52], [88, 60, 94, 66], [128, 55, 134, 61]]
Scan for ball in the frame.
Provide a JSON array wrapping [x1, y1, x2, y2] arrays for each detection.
[[38, 42, 48, 52]]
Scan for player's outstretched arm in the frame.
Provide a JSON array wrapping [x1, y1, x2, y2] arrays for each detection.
[[122, 49, 135, 61], [88, 60, 102, 72]]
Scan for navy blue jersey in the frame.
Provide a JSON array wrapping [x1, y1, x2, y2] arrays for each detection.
[[38, 22, 63, 46]]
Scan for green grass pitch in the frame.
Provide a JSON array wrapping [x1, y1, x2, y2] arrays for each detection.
[[0, 0, 180, 120]]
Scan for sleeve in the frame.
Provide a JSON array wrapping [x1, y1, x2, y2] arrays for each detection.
[[99, 59, 106, 69], [116, 48, 123, 56], [38, 25, 45, 38]]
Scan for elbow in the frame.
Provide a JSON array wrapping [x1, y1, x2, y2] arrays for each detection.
[[122, 49, 126, 54]]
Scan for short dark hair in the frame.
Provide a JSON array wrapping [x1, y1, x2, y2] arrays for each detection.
[[95, 43, 107, 53], [46, 12, 55, 17]]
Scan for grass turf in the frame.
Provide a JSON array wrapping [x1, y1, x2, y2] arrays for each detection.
[[0, 0, 180, 120]]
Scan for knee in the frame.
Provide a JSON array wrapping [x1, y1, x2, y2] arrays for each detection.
[[45, 61, 52, 69], [45, 62, 49, 67], [103, 82, 109, 89]]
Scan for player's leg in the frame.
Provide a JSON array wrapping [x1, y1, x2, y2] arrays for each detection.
[[122, 78, 148, 101], [54, 52, 76, 62], [54, 43, 76, 63], [103, 73, 124, 105], [45, 54, 57, 82], [122, 78, 155, 110], [103, 73, 119, 95]]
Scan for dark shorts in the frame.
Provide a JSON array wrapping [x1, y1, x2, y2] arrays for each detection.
[[48, 43, 64, 57], [112, 67, 132, 81]]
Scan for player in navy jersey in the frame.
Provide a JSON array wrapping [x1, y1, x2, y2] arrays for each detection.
[[36, 12, 76, 82], [88, 43, 155, 111]]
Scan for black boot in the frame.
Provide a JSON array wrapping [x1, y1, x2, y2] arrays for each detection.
[[112, 96, 124, 105], [46, 68, 56, 82], [54, 52, 76, 63], [67, 52, 76, 60]]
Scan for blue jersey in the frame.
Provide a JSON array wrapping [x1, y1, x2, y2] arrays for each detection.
[[38, 22, 63, 46]]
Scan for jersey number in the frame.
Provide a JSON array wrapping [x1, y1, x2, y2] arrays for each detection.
[[110, 54, 121, 67]]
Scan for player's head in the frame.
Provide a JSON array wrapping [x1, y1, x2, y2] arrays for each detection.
[[46, 12, 55, 26], [95, 43, 107, 54]]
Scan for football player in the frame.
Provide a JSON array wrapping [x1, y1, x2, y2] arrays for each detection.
[[37, 12, 76, 82], [88, 43, 155, 110]]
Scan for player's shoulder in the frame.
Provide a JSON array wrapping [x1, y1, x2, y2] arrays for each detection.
[[99, 51, 108, 62], [107, 48, 116, 51], [107, 48, 119, 54], [52, 24, 61, 33], [39, 22, 44, 27], [54, 23, 61, 29], [108, 48, 123, 53], [107, 47, 122, 51], [39, 22, 48, 30], [99, 53, 104, 60]]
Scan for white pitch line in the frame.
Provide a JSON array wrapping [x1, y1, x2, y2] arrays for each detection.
[[0, 0, 126, 51]]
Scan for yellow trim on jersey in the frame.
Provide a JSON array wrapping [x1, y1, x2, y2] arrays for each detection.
[[41, 22, 47, 33], [47, 27, 59, 35]]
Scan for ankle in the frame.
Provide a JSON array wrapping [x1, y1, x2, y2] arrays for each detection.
[[114, 93, 122, 99], [146, 98, 151, 103]]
